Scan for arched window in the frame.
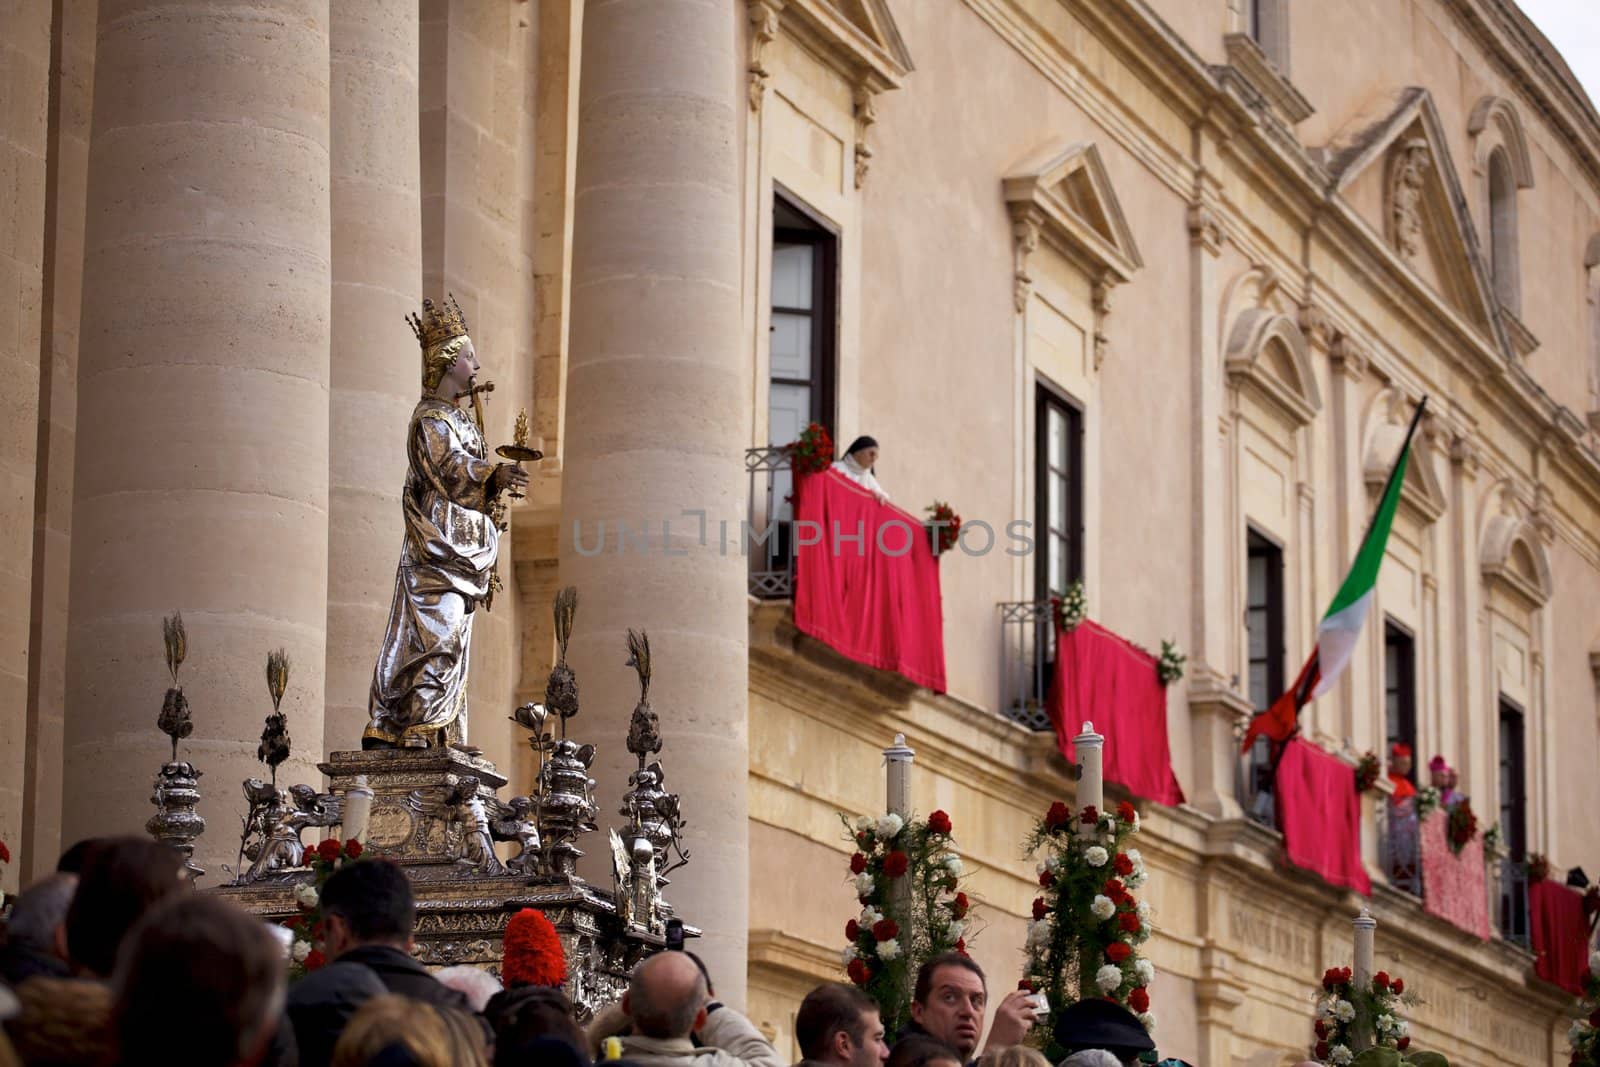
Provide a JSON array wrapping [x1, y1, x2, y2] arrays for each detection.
[[1488, 148, 1519, 312]]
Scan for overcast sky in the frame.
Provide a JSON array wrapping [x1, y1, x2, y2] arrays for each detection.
[[1516, 0, 1600, 109]]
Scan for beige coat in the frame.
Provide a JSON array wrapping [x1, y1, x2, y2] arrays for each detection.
[[591, 1003, 784, 1067]]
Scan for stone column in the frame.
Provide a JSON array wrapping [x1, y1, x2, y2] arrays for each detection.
[[325, 0, 422, 752], [0, 0, 51, 890], [559, 0, 749, 1003], [64, 0, 331, 879]]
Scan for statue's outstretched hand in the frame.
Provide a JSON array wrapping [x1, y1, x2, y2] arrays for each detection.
[[491, 463, 530, 495]]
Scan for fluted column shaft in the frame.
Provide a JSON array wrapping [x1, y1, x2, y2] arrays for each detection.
[[64, 0, 331, 878], [325, 0, 422, 751], [559, 0, 750, 1003]]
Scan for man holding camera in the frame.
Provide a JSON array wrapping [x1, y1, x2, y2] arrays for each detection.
[[597, 949, 783, 1067]]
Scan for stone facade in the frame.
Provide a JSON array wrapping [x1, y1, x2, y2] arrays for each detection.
[[5, 0, 1600, 1063]]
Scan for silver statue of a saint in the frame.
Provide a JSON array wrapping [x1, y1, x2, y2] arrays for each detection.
[[363, 296, 529, 749]]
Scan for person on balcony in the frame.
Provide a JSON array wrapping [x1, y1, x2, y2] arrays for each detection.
[[1387, 743, 1416, 804], [832, 436, 890, 504]]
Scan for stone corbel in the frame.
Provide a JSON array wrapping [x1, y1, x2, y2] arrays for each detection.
[[1092, 279, 1112, 370], [746, 0, 783, 112], [1449, 434, 1480, 477], [1329, 332, 1369, 381], [1010, 207, 1041, 314], [852, 85, 877, 188], [1188, 202, 1225, 256], [1297, 302, 1332, 351]]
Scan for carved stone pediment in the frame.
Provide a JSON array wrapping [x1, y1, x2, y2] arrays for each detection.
[[1003, 141, 1142, 284], [1317, 88, 1506, 356], [1223, 308, 1319, 427], [1363, 387, 1445, 523]]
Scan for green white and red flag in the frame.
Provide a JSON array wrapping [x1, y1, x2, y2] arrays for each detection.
[[1241, 397, 1427, 752]]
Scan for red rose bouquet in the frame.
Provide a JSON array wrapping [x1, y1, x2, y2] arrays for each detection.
[[283, 838, 369, 981], [1354, 752, 1381, 794], [1309, 965, 1423, 1064], [789, 423, 834, 475], [924, 501, 961, 554]]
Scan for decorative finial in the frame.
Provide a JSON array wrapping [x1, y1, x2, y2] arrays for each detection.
[[258, 649, 291, 786], [625, 630, 660, 766], [156, 612, 192, 763], [545, 587, 580, 734]]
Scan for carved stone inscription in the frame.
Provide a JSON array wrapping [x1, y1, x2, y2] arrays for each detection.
[[1228, 903, 1315, 972]]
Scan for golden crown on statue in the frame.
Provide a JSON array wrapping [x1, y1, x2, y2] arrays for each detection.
[[406, 294, 470, 350]]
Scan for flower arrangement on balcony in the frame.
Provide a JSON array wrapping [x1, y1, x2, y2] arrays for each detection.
[[1481, 823, 1501, 857], [924, 501, 961, 554], [1022, 799, 1154, 1059], [1354, 752, 1382, 794], [1566, 953, 1600, 1067], [1309, 967, 1443, 1066], [1414, 786, 1441, 820], [1445, 798, 1478, 854], [1155, 640, 1185, 686], [1052, 580, 1087, 633], [839, 809, 973, 1034], [788, 422, 834, 475], [282, 838, 367, 980]]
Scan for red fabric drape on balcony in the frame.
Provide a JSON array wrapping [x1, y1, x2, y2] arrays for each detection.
[[1049, 621, 1185, 807], [1530, 879, 1590, 994], [1275, 739, 1371, 895], [792, 469, 946, 693], [1419, 810, 1490, 939]]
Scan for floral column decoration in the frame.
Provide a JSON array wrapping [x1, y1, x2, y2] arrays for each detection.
[[1022, 798, 1154, 1059]]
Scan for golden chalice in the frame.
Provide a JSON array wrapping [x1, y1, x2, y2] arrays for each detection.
[[495, 408, 544, 501]]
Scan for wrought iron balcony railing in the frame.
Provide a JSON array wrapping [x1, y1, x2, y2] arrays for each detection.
[[746, 446, 795, 599], [1497, 857, 1531, 949], [997, 601, 1054, 731], [1377, 805, 1423, 897]]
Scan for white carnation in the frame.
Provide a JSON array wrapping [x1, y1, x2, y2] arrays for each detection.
[[1316, 999, 1335, 1020], [1395, 1019, 1408, 1038], [1037, 855, 1061, 874], [1135, 959, 1156, 986], [1376, 1014, 1396, 1035], [948, 920, 965, 941], [1130, 812, 1141, 832], [859, 905, 882, 926], [294, 882, 320, 908], [855, 815, 874, 832], [1085, 845, 1109, 867], [1091, 895, 1116, 920], [841, 944, 859, 966], [1025, 919, 1053, 952], [943, 853, 963, 875], [854, 873, 875, 897], [292, 939, 312, 963], [1591, 950, 1600, 977], [1125, 848, 1144, 869], [876, 813, 904, 839], [1333, 999, 1355, 1023], [1137, 1012, 1156, 1033], [877, 937, 901, 960], [1329, 1045, 1353, 1066], [1136, 900, 1152, 922], [1125, 868, 1147, 888], [1095, 964, 1124, 994]]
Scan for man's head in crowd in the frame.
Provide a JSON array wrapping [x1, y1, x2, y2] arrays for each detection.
[[3, 874, 77, 969], [796, 982, 888, 1067], [910, 952, 988, 1062], [65, 836, 185, 977], [318, 859, 415, 958], [622, 951, 709, 1040], [113, 893, 285, 1067], [485, 986, 586, 1067], [331, 995, 488, 1067], [888, 1035, 964, 1067]]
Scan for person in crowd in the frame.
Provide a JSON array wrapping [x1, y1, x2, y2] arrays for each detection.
[[53, 839, 94, 875], [1386, 743, 1416, 803], [310, 858, 469, 1012], [112, 892, 287, 1067], [898, 953, 1034, 1065], [436, 964, 503, 1013], [1057, 1053, 1121, 1067], [330, 995, 488, 1067], [607, 950, 782, 1067], [0, 875, 76, 984], [831, 436, 890, 504], [4, 838, 185, 1066], [973, 1047, 1048, 1067], [287, 961, 387, 1067], [485, 985, 587, 1067], [885, 1036, 962, 1067], [794, 983, 888, 1067], [1050, 998, 1155, 1067]]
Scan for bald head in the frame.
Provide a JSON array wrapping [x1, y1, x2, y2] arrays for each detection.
[[625, 951, 708, 1039]]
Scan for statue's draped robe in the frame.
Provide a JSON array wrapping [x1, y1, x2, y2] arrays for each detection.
[[366, 398, 498, 746]]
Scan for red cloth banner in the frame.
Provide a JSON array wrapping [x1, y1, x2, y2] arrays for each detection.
[[1419, 810, 1490, 939], [1275, 739, 1371, 896], [1050, 621, 1185, 807], [792, 470, 947, 693], [1530, 879, 1590, 994]]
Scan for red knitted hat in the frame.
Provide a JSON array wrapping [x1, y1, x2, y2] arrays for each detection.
[[502, 908, 567, 988]]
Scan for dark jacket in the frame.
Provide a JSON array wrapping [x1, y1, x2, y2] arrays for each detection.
[[893, 1020, 977, 1067], [286, 960, 388, 1067], [334, 944, 472, 1013]]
